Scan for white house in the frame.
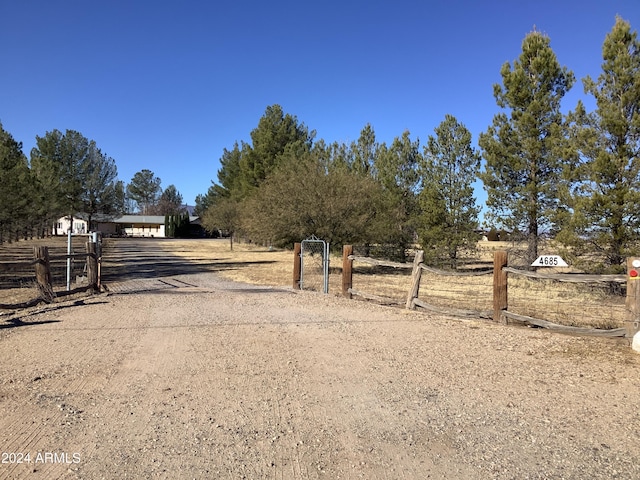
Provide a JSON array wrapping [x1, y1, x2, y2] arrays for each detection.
[[54, 214, 201, 238], [100, 215, 166, 237], [54, 216, 89, 235]]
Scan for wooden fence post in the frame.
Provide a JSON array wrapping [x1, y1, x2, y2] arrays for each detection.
[[625, 257, 640, 339], [293, 242, 301, 290], [405, 250, 424, 309], [493, 250, 508, 322], [33, 246, 54, 303], [86, 242, 98, 290], [342, 245, 353, 299]]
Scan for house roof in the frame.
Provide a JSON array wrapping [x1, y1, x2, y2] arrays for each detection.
[[94, 214, 200, 225], [111, 215, 166, 224]]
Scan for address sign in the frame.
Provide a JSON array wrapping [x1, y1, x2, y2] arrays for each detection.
[[531, 255, 568, 267]]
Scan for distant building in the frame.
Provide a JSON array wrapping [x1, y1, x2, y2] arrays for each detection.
[[54, 214, 202, 238], [54, 215, 88, 235]]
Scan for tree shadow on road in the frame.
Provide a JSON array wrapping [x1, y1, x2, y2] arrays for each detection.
[[100, 238, 276, 283], [101, 258, 276, 282]]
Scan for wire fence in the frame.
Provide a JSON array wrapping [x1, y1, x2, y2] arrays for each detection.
[[417, 269, 493, 314], [506, 272, 626, 330], [0, 236, 98, 307], [343, 247, 629, 331]]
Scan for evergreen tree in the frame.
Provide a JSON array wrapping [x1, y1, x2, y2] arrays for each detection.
[[420, 115, 481, 268], [0, 123, 31, 242], [194, 191, 213, 218], [479, 30, 574, 265], [373, 130, 422, 251], [560, 17, 640, 272], [127, 169, 162, 214], [352, 124, 378, 176], [30, 129, 93, 230], [200, 106, 315, 222], [216, 142, 246, 199], [111, 181, 128, 215], [239, 104, 314, 195], [156, 184, 184, 215], [174, 212, 191, 238], [82, 143, 119, 228], [325, 140, 354, 173]]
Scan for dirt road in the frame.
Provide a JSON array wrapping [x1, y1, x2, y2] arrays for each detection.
[[1, 239, 639, 479]]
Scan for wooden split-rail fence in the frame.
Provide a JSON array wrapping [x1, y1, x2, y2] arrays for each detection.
[[0, 243, 101, 309], [295, 245, 639, 341]]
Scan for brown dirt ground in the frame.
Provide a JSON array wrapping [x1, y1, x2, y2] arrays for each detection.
[[0, 238, 639, 479]]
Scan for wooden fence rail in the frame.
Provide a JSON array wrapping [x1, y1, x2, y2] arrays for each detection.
[[502, 267, 626, 284], [420, 264, 493, 276], [347, 255, 413, 270], [0, 260, 38, 272], [339, 246, 637, 341], [0, 243, 101, 310]]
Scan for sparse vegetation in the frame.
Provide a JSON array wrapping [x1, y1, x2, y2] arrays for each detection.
[[161, 239, 628, 330]]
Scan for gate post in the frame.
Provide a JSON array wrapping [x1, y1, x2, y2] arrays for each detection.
[[293, 242, 301, 290], [34, 246, 54, 303], [625, 257, 640, 341], [323, 242, 330, 294], [405, 250, 424, 309], [86, 242, 98, 290], [342, 245, 353, 299], [493, 250, 508, 323]]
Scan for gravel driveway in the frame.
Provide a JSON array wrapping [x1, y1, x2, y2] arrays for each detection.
[[1, 240, 639, 479]]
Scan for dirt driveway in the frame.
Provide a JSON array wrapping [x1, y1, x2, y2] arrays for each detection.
[[1, 239, 639, 479]]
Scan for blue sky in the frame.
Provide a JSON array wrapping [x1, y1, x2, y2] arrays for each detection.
[[1, 1, 639, 207]]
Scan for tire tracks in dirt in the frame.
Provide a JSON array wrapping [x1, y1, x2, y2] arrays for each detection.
[[1, 247, 640, 479], [0, 297, 147, 480]]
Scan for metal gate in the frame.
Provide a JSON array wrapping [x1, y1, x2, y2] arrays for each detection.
[[300, 235, 330, 293]]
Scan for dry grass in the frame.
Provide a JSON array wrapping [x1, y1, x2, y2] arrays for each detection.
[[162, 239, 626, 329], [160, 240, 413, 299], [157, 239, 296, 286], [0, 237, 628, 330], [0, 236, 94, 306], [507, 275, 626, 330]]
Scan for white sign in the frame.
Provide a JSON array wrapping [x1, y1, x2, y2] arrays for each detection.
[[531, 255, 568, 267]]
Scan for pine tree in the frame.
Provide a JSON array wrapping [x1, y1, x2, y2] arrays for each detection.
[[479, 30, 574, 266], [156, 185, 184, 215], [238, 105, 314, 196], [30, 129, 93, 232], [560, 17, 640, 272], [82, 143, 118, 228], [420, 115, 481, 268], [373, 131, 422, 253], [0, 123, 31, 242], [352, 124, 378, 176], [127, 169, 162, 214]]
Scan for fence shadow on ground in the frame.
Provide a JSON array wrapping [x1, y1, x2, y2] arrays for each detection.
[[0, 319, 61, 330]]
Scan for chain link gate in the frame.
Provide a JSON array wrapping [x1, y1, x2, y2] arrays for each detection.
[[300, 235, 330, 293]]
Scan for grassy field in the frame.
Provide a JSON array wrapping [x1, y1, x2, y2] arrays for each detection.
[[161, 239, 627, 330], [0, 237, 628, 330]]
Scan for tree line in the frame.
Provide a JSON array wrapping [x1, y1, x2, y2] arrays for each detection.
[[0, 127, 188, 242], [198, 17, 640, 273]]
